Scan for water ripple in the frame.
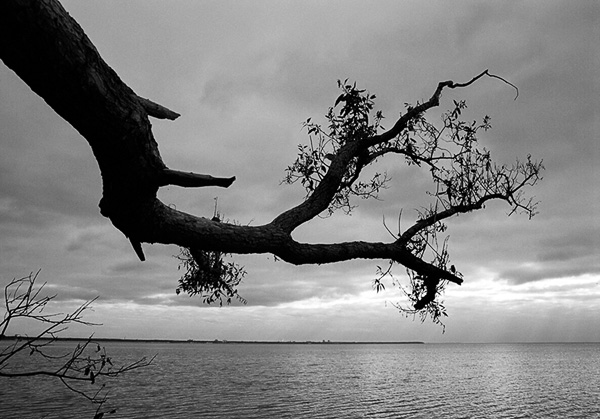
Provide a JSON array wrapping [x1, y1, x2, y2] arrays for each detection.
[[1, 342, 599, 418]]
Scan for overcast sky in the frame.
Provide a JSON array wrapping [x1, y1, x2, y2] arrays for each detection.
[[1, 0, 598, 343]]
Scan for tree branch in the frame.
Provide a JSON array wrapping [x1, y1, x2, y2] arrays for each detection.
[[158, 169, 236, 188], [137, 96, 180, 120], [129, 238, 146, 262], [276, 70, 518, 233], [366, 69, 516, 148], [139, 201, 463, 285], [1, 272, 154, 413], [399, 194, 507, 244]]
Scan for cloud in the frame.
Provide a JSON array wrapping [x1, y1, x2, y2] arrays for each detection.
[[64, 226, 109, 252], [0, 76, 101, 229], [500, 259, 600, 285]]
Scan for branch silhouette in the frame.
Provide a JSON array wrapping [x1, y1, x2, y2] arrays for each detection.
[[0, 1, 543, 324], [1, 271, 154, 418]]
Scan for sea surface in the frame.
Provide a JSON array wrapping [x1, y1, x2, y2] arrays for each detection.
[[1, 341, 599, 418]]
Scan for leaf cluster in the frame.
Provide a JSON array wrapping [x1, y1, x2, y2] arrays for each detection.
[[175, 246, 247, 306], [283, 79, 388, 215]]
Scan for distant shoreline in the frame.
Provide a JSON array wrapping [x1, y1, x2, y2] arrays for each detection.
[[3, 337, 598, 344], [2, 336, 424, 345]]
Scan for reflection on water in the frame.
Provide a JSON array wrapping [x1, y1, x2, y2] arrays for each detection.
[[1, 342, 599, 418]]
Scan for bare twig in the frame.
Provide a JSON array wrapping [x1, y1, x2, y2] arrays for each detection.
[[1, 271, 154, 415]]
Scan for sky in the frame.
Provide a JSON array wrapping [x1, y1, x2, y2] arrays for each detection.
[[1, 0, 598, 343]]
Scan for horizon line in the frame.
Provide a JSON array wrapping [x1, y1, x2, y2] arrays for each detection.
[[3, 336, 599, 345]]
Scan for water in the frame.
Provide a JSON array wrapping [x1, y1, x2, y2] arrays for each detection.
[[1, 342, 599, 418]]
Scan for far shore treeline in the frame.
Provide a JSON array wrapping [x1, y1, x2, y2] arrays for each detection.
[[3, 336, 424, 345]]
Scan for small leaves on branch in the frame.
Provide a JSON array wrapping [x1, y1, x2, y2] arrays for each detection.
[[283, 75, 542, 325], [283, 79, 388, 215], [175, 246, 247, 306], [174, 201, 247, 306]]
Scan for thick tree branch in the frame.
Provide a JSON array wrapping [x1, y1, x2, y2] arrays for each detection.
[[273, 141, 361, 232], [1, 0, 167, 220], [138, 200, 463, 285]]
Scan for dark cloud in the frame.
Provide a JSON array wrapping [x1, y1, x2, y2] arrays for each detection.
[[65, 228, 106, 252], [0, 67, 102, 228], [501, 257, 600, 285], [106, 260, 160, 275], [43, 283, 101, 303]]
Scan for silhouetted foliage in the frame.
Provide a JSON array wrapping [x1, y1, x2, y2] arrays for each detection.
[[284, 79, 388, 215], [284, 80, 542, 326], [175, 206, 247, 306], [175, 247, 247, 306]]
